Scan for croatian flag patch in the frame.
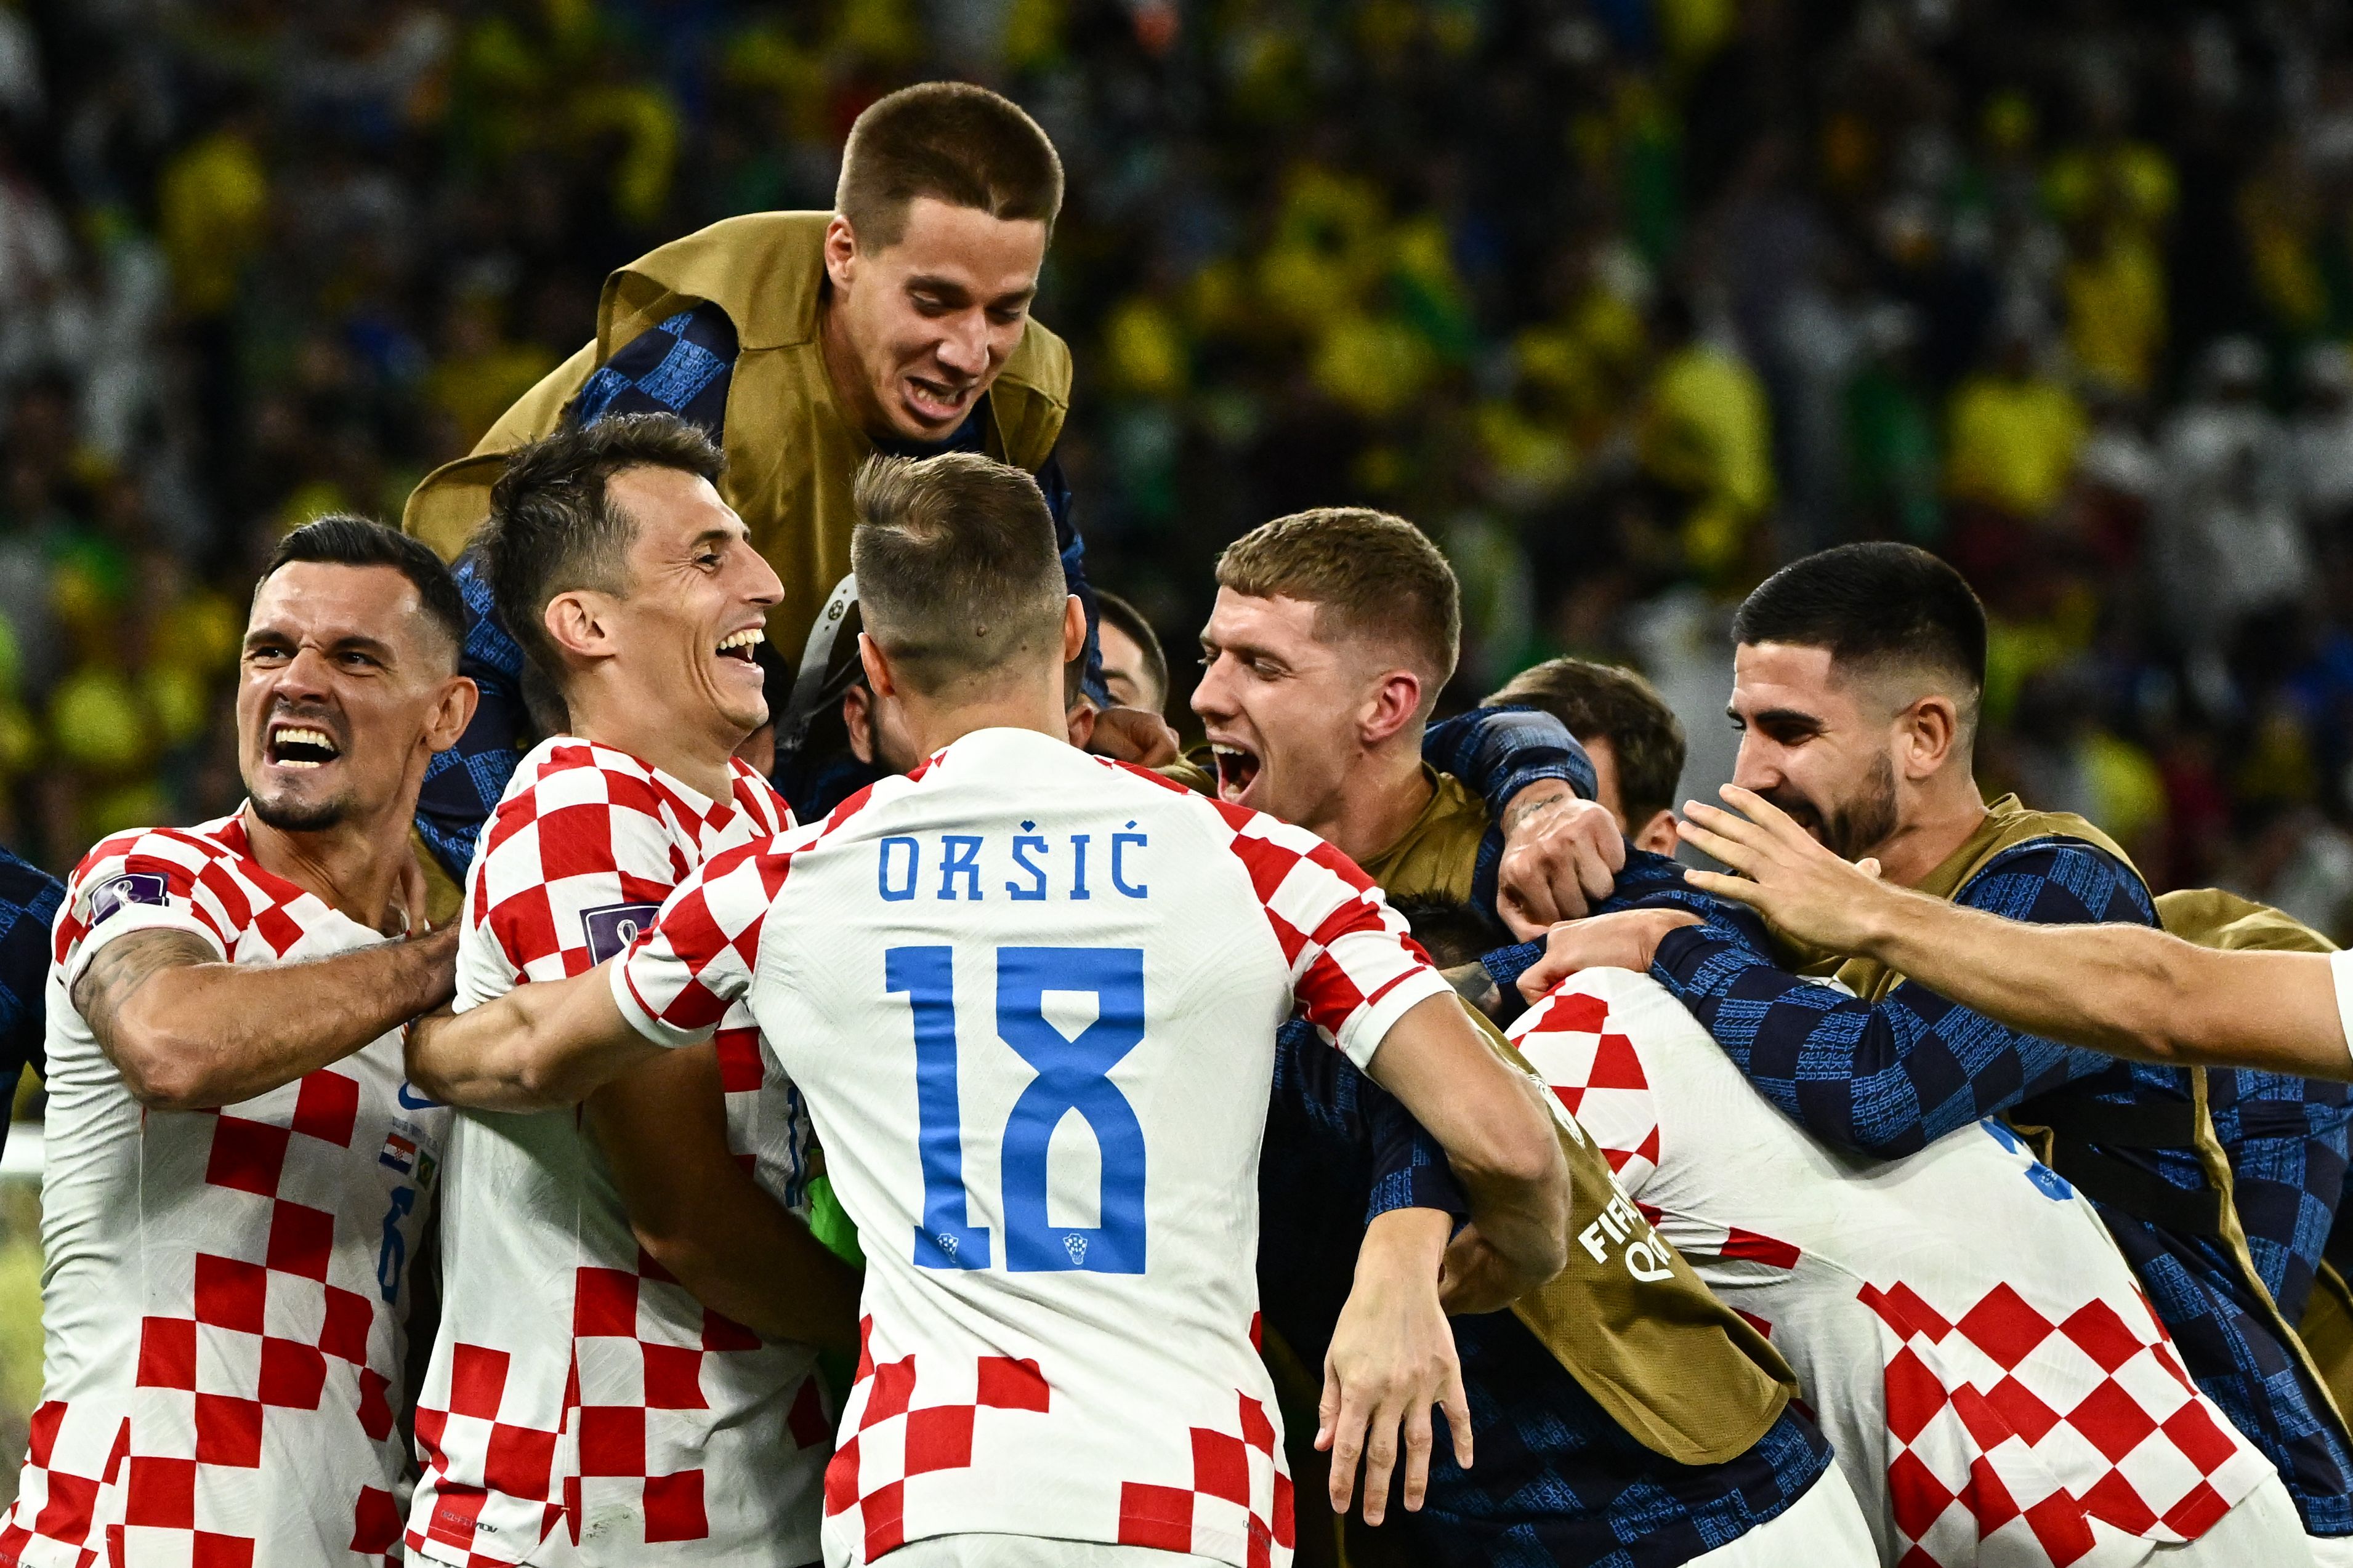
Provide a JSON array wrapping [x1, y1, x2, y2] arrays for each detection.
[[380, 1133, 416, 1175], [89, 872, 168, 925]]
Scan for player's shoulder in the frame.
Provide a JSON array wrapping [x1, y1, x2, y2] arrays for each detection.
[[67, 816, 246, 898], [487, 737, 677, 837], [725, 757, 795, 834], [1514, 967, 1693, 1049]]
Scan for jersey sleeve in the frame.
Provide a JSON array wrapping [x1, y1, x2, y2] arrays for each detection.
[[1221, 809, 1453, 1068], [1422, 704, 1601, 917], [466, 757, 692, 1000], [1637, 840, 2149, 1157], [610, 838, 788, 1049], [57, 830, 243, 983], [1509, 982, 1662, 1195]]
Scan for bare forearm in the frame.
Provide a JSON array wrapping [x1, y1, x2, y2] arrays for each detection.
[[84, 927, 457, 1110], [1866, 895, 2352, 1078], [587, 1052, 863, 1355], [406, 965, 660, 1111]]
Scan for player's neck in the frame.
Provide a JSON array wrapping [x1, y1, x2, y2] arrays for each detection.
[[566, 685, 739, 802], [815, 286, 890, 443], [1864, 767, 1989, 890], [897, 675, 1068, 761], [1306, 737, 1432, 867], [239, 800, 412, 935]]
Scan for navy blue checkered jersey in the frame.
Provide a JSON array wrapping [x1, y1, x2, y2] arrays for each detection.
[[1606, 842, 2353, 1536], [413, 300, 1102, 877], [1259, 1017, 1831, 1567], [0, 845, 62, 1160]]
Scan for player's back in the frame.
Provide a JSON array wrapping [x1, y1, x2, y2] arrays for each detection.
[[617, 728, 1444, 1567], [1514, 967, 2274, 1567]]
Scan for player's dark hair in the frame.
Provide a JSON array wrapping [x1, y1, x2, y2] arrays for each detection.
[[477, 412, 725, 686], [1094, 590, 1169, 711], [1216, 508, 1459, 717], [836, 81, 1063, 249], [260, 513, 466, 669], [852, 451, 1067, 696], [1392, 897, 1507, 970], [1486, 659, 1686, 829], [1732, 542, 1987, 718]]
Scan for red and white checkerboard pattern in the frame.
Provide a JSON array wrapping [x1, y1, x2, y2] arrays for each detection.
[[1507, 967, 2272, 1568], [823, 1319, 1057, 1562], [4, 815, 443, 1568], [1863, 1279, 2254, 1567], [413, 739, 823, 1567], [1116, 1391, 1296, 1568]]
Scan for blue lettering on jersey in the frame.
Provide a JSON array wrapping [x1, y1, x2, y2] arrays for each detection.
[[940, 835, 985, 900], [579, 901, 661, 964], [879, 836, 920, 901], [880, 842, 922, 903], [998, 946, 1148, 1272], [1008, 822, 1049, 901], [887, 943, 1151, 1275], [1070, 834, 1091, 899], [1111, 824, 1148, 899]]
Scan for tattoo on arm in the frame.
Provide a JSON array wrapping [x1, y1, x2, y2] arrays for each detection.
[[73, 930, 217, 1055], [1498, 784, 1572, 838]]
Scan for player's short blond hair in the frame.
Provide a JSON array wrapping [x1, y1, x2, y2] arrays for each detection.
[[1215, 508, 1460, 712]]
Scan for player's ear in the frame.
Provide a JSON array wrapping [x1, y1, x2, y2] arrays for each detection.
[[1060, 595, 1086, 664], [1900, 694, 1961, 779], [424, 675, 480, 755], [543, 592, 610, 662], [1632, 808, 1679, 857], [1359, 668, 1423, 748], [857, 630, 898, 701], [842, 683, 876, 765], [823, 214, 859, 289]]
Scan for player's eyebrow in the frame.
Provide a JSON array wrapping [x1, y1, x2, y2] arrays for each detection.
[[1730, 704, 1824, 736], [905, 273, 1035, 312]]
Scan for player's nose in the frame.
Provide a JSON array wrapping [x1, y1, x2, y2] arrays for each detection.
[[936, 312, 990, 379]]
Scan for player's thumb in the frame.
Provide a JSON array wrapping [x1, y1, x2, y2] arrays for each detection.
[[1855, 856, 1884, 882]]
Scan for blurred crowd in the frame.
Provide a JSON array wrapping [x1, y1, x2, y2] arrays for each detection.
[[4, 0, 2353, 935]]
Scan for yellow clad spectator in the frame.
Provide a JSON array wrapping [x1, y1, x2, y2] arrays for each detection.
[[157, 115, 268, 319], [427, 293, 560, 449], [2064, 227, 2166, 395], [1636, 299, 1774, 579], [1945, 332, 2088, 520]]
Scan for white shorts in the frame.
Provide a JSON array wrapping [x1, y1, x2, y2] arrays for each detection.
[[1687, 1460, 1876, 1567], [878, 1538, 1224, 1567]]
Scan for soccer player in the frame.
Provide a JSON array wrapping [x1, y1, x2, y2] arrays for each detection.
[[1668, 784, 2353, 1081], [1499, 659, 2305, 1564], [402, 414, 860, 1568], [408, 450, 1572, 1567], [1519, 542, 2353, 1561], [1483, 659, 1684, 859], [1192, 510, 1860, 1566], [1092, 592, 1169, 715], [0, 517, 476, 1566], [399, 80, 1620, 940], [0, 846, 63, 1161]]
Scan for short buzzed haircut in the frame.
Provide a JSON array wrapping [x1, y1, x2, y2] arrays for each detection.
[[852, 451, 1066, 696], [1733, 543, 1987, 735], [1215, 509, 1460, 715], [477, 412, 724, 684], [1094, 590, 1169, 710], [836, 82, 1063, 249], [262, 514, 466, 670], [1487, 659, 1687, 828]]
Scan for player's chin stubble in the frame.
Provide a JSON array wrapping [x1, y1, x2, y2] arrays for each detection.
[[249, 789, 353, 834]]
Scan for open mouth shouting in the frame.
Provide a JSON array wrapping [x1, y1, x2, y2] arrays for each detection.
[[1209, 741, 1261, 802], [267, 720, 344, 771], [903, 374, 977, 426]]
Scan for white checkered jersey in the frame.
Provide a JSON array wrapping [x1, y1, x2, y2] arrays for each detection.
[[1509, 967, 2275, 1568], [610, 728, 1452, 1568], [0, 813, 449, 1568], [406, 739, 826, 1568]]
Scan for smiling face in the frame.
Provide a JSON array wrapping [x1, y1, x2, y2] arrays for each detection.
[[577, 465, 783, 756], [822, 199, 1048, 443], [1727, 641, 1903, 861], [1192, 589, 1393, 830], [239, 563, 464, 833]]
